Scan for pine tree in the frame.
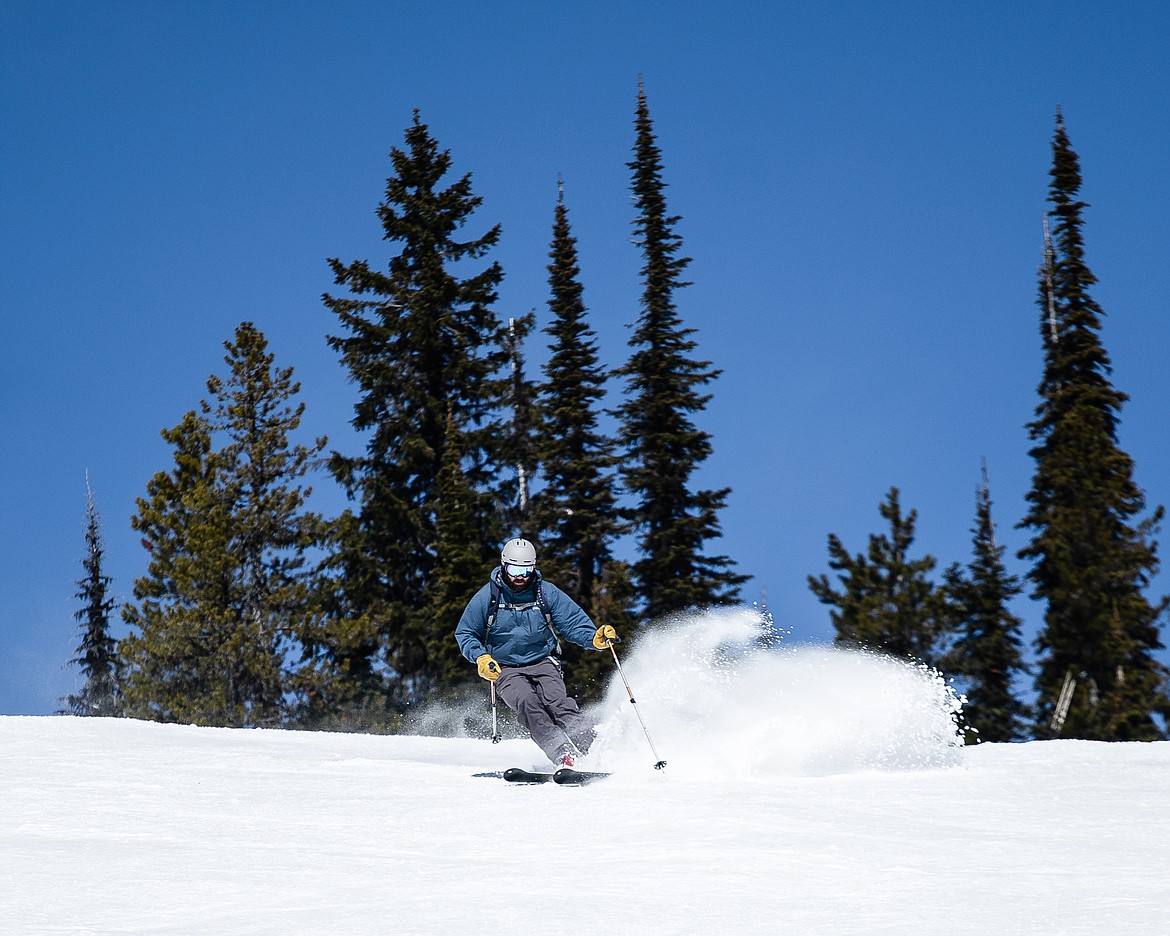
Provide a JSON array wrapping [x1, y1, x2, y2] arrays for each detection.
[[421, 406, 497, 696], [1018, 112, 1170, 740], [120, 323, 327, 726], [63, 475, 120, 717], [532, 183, 628, 700], [533, 185, 621, 609], [291, 518, 386, 730], [323, 111, 510, 707], [503, 310, 539, 534], [120, 410, 227, 723], [615, 80, 747, 618], [809, 487, 948, 666], [942, 463, 1029, 742]]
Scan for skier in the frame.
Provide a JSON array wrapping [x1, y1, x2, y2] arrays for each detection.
[[455, 538, 617, 767]]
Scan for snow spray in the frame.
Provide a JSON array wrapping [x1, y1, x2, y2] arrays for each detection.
[[585, 607, 965, 779]]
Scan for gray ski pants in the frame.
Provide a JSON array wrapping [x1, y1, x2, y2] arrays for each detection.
[[495, 657, 595, 763]]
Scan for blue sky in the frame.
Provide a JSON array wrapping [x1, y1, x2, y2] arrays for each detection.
[[2, 2, 1167, 715]]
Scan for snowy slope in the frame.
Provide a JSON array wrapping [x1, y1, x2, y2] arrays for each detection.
[[3, 611, 1168, 935]]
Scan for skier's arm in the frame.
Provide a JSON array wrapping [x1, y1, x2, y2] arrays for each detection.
[[454, 585, 493, 664], [543, 583, 606, 651]]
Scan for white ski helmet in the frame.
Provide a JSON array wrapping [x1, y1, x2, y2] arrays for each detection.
[[500, 537, 537, 570]]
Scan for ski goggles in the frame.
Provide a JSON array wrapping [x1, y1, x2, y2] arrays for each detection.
[[504, 563, 535, 578]]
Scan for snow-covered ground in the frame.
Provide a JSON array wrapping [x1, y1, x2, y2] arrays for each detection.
[[3, 610, 1168, 934]]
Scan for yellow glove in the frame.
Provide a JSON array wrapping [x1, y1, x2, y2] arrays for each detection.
[[592, 625, 618, 649], [477, 654, 501, 681]]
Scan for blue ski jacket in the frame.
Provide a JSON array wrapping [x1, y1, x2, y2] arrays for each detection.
[[455, 569, 599, 668]]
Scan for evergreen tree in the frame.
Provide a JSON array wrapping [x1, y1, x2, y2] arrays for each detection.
[[120, 410, 228, 723], [1018, 112, 1170, 740], [420, 405, 497, 696], [292, 517, 386, 730], [63, 475, 120, 717], [943, 463, 1029, 742], [809, 487, 948, 666], [503, 310, 539, 534], [534, 185, 622, 610], [532, 184, 629, 700], [120, 323, 327, 726], [588, 560, 640, 642], [323, 111, 510, 707], [615, 80, 746, 618]]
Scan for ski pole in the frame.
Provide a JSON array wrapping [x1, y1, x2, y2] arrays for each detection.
[[607, 641, 666, 770], [489, 679, 500, 744]]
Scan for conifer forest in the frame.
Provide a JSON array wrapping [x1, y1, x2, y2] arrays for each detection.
[[65, 92, 1169, 743]]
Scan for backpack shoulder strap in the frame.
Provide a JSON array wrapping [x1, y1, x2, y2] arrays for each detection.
[[486, 579, 502, 634], [535, 580, 554, 629], [535, 581, 562, 655]]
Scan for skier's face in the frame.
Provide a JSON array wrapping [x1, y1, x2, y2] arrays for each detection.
[[504, 564, 535, 590]]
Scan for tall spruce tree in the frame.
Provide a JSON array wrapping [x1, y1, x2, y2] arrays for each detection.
[[809, 487, 948, 666], [503, 310, 539, 534], [1018, 112, 1170, 740], [534, 185, 622, 608], [323, 112, 510, 706], [120, 323, 327, 726], [532, 184, 629, 700], [942, 463, 1029, 742], [63, 476, 120, 717], [615, 80, 746, 618]]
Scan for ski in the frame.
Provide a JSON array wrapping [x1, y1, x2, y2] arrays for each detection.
[[552, 768, 610, 785], [492, 767, 612, 784], [502, 767, 554, 784]]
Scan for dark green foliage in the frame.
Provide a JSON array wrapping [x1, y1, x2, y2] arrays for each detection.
[[62, 477, 120, 717], [942, 464, 1030, 742], [120, 411, 235, 723], [561, 559, 641, 703], [1018, 113, 1169, 740], [120, 323, 327, 727], [291, 515, 389, 732], [809, 487, 948, 666], [421, 407, 497, 697], [589, 560, 640, 639], [291, 506, 392, 729], [532, 187, 629, 699], [615, 81, 747, 618], [323, 111, 510, 707], [503, 311, 539, 533]]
